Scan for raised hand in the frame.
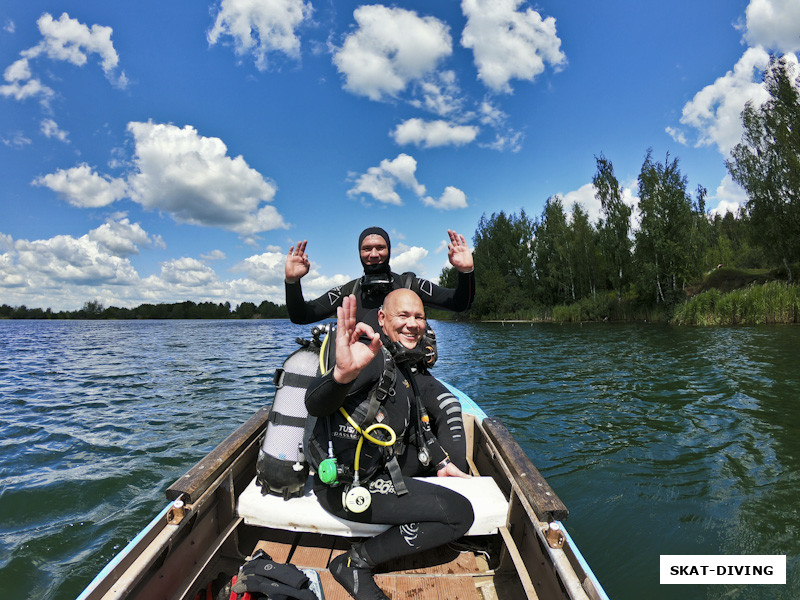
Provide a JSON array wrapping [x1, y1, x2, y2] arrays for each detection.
[[332, 295, 382, 384], [447, 230, 474, 273], [285, 240, 310, 283]]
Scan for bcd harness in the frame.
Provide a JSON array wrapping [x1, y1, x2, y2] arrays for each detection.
[[256, 325, 441, 512]]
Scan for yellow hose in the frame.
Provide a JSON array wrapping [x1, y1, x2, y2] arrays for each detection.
[[319, 332, 331, 374], [339, 407, 396, 475]]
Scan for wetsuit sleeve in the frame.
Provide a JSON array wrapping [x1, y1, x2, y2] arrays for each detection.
[[413, 270, 475, 313], [285, 280, 347, 324], [305, 370, 353, 417], [305, 351, 382, 416], [416, 374, 468, 472]]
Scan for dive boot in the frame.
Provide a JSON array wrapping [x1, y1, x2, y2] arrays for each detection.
[[329, 545, 389, 600]]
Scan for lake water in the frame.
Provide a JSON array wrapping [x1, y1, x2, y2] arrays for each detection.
[[1, 319, 798, 599]]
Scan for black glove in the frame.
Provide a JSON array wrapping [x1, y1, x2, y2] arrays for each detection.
[[232, 575, 317, 600], [237, 557, 309, 590]]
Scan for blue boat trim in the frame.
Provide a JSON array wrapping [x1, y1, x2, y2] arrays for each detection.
[[440, 380, 486, 421], [76, 503, 172, 600], [559, 521, 611, 600]]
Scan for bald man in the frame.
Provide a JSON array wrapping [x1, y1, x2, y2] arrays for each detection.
[[305, 291, 472, 600]]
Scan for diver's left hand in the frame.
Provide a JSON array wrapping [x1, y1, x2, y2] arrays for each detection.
[[447, 230, 474, 273], [437, 462, 471, 478]]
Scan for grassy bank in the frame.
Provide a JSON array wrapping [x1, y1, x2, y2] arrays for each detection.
[[672, 281, 799, 325]]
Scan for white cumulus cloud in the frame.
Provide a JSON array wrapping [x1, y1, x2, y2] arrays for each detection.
[[201, 249, 227, 261], [709, 174, 749, 216], [125, 121, 287, 235], [461, 0, 566, 93], [348, 153, 426, 205], [33, 163, 127, 208], [421, 186, 468, 210], [86, 217, 160, 257], [233, 251, 287, 283], [208, 0, 313, 71], [159, 257, 217, 286], [1, 12, 126, 104], [743, 0, 800, 53], [12, 233, 139, 286], [23, 13, 120, 74], [563, 183, 602, 224], [665, 126, 688, 146], [332, 5, 452, 101], [392, 118, 478, 148], [33, 121, 288, 238], [0, 58, 53, 102], [679, 47, 773, 154], [391, 244, 429, 275]]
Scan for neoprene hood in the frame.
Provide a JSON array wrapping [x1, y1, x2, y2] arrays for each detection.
[[358, 226, 391, 276]]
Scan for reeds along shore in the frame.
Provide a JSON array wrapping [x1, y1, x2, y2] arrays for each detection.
[[471, 281, 800, 325], [672, 281, 800, 326]]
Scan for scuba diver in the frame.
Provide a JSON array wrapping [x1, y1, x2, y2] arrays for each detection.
[[284, 226, 475, 327], [284, 226, 473, 471], [305, 291, 473, 600]]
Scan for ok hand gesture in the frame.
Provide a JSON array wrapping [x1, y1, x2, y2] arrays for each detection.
[[447, 230, 474, 273], [285, 240, 310, 283], [332, 295, 382, 384]]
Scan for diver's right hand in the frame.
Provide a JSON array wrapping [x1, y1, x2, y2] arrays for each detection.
[[285, 240, 310, 283], [333, 295, 382, 384]]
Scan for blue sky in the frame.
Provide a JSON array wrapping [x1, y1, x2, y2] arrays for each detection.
[[2, 0, 799, 311]]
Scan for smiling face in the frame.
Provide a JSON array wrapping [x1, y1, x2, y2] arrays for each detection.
[[359, 234, 389, 266], [378, 289, 426, 350]]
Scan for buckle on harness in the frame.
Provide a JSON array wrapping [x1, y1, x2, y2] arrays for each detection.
[[273, 367, 285, 389]]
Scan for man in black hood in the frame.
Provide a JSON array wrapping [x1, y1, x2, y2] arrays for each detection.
[[284, 226, 475, 326]]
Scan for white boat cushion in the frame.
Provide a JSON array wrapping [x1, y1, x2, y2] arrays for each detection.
[[237, 476, 509, 537]]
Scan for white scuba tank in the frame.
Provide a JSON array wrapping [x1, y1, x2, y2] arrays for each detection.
[[256, 335, 324, 499]]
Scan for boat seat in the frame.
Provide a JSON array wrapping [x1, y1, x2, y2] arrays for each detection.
[[237, 476, 509, 537]]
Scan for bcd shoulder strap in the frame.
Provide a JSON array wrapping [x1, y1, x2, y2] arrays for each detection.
[[349, 346, 396, 428], [400, 271, 415, 289]]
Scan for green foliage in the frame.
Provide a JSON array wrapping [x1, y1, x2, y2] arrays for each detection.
[[0, 300, 289, 320], [634, 150, 699, 304], [594, 154, 632, 299], [472, 209, 538, 316], [673, 282, 799, 325], [551, 292, 627, 323], [727, 56, 800, 281], [532, 196, 605, 305]]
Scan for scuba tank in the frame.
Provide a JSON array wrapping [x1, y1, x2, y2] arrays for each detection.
[[256, 326, 331, 500]]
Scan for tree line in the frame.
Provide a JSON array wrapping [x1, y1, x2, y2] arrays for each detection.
[[0, 299, 288, 320], [442, 55, 800, 321]]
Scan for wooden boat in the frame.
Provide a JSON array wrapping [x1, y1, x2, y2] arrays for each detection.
[[77, 383, 609, 600]]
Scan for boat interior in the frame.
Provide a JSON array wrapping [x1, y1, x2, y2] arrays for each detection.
[[86, 407, 605, 600]]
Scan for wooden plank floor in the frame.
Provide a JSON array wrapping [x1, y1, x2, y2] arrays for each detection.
[[254, 534, 493, 600]]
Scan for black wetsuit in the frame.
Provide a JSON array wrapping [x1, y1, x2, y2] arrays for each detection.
[[305, 352, 474, 566], [413, 373, 468, 473], [285, 270, 475, 327]]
